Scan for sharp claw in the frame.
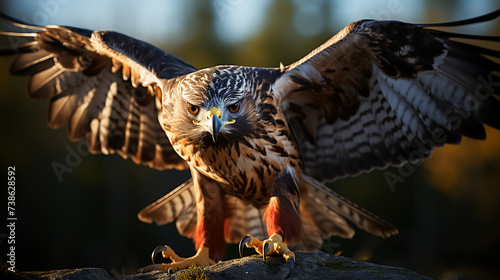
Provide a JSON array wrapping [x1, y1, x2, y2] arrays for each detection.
[[263, 242, 268, 263], [238, 235, 252, 257], [151, 245, 168, 264], [284, 258, 294, 279]]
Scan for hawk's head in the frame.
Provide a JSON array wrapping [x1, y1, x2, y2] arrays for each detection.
[[163, 66, 279, 150]]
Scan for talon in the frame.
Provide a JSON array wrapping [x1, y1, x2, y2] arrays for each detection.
[[141, 247, 214, 272], [151, 245, 168, 264], [263, 242, 269, 263], [239, 233, 294, 276], [285, 258, 294, 279], [239, 235, 252, 257]]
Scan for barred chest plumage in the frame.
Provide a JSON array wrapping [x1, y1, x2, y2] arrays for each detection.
[[167, 94, 302, 208], [161, 66, 303, 207]]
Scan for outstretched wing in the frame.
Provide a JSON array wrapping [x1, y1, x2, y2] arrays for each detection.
[[0, 14, 195, 170], [274, 10, 500, 182]]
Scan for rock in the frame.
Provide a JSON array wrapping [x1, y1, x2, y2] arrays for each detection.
[[19, 252, 431, 280], [204, 252, 432, 280]]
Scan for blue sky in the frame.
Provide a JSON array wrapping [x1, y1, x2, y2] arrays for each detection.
[[2, 0, 498, 48]]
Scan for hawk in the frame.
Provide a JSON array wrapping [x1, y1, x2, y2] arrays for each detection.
[[1, 10, 499, 277]]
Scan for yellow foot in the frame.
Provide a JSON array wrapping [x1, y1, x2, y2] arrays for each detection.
[[239, 233, 295, 278], [140, 246, 215, 273]]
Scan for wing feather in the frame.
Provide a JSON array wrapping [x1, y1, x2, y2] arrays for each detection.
[[275, 11, 500, 182], [0, 15, 196, 170]]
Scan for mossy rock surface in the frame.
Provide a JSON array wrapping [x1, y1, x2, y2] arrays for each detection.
[[18, 251, 432, 280]]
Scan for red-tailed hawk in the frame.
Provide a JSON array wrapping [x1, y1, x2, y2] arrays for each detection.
[[1, 10, 499, 278]]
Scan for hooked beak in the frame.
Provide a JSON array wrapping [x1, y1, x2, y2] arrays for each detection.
[[193, 107, 235, 143], [203, 107, 235, 142], [207, 111, 223, 142]]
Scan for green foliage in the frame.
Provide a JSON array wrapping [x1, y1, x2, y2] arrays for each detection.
[[176, 265, 209, 280]]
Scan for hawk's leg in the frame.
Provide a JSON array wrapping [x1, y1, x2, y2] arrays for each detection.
[[141, 168, 226, 272], [239, 169, 300, 278], [142, 246, 215, 272], [239, 234, 295, 275]]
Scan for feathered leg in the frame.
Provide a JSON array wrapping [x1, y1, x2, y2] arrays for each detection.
[[142, 168, 225, 272], [239, 168, 300, 278]]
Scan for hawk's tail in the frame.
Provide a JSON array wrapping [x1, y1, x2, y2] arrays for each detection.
[[294, 175, 398, 250], [138, 176, 398, 251], [137, 178, 198, 238], [137, 179, 269, 244]]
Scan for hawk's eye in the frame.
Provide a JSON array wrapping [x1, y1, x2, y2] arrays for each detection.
[[187, 103, 199, 115], [228, 102, 240, 113]]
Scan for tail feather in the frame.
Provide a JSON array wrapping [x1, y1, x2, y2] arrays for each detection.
[[137, 178, 195, 226], [223, 196, 267, 243], [138, 179, 269, 243], [138, 175, 398, 249], [138, 178, 199, 239], [292, 190, 354, 250], [301, 175, 398, 239]]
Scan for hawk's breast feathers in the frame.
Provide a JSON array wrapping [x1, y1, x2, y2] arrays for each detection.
[[164, 66, 302, 206]]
